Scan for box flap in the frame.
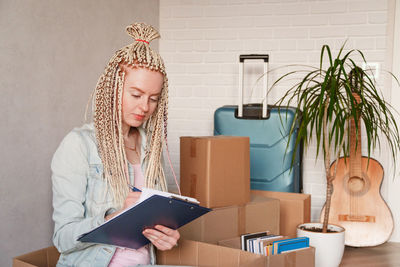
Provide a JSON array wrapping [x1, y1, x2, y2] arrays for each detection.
[[245, 195, 280, 235], [13, 247, 59, 267], [252, 190, 310, 201], [218, 237, 241, 249], [180, 200, 239, 244]]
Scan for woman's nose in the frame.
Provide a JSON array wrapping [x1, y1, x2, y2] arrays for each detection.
[[139, 98, 149, 112]]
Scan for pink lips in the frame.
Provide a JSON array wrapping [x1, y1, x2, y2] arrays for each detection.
[[134, 114, 145, 121]]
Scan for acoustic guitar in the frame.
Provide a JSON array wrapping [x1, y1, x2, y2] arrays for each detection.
[[320, 77, 394, 247]]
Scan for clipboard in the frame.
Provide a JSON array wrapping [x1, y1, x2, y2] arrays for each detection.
[[77, 194, 211, 249]]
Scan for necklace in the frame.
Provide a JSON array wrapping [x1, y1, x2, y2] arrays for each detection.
[[125, 145, 140, 164], [124, 128, 141, 164]]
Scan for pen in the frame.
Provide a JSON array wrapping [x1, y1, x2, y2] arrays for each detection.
[[129, 185, 142, 192]]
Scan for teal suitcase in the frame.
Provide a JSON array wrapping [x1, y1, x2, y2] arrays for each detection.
[[213, 55, 302, 193]]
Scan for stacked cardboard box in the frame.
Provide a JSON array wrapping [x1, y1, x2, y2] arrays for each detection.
[[251, 190, 311, 236], [179, 136, 280, 239], [178, 136, 314, 267], [180, 136, 250, 208], [180, 136, 280, 242], [179, 194, 280, 244]]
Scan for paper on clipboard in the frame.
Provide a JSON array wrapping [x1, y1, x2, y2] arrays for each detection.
[[102, 188, 200, 225]]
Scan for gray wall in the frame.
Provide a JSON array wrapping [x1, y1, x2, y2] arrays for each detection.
[[0, 1, 159, 265]]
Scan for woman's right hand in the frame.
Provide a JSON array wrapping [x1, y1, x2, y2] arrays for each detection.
[[105, 191, 141, 221], [122, 191, 141, 210]]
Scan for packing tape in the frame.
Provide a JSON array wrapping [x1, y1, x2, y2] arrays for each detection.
[[190, 139, 196, 157], [190, 174, 197, 196]]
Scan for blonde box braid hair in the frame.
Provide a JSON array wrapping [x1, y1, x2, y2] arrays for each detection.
[[93, 22, 168, 207]]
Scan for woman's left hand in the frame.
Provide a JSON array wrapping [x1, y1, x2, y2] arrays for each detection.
[[142, 225, 180, 251]]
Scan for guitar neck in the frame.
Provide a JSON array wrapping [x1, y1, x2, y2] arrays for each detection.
[[349, 94, 362, 178]]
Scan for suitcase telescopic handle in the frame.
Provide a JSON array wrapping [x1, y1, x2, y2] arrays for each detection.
[[239, 54, 269, 62], [238, 54, 269, 118]]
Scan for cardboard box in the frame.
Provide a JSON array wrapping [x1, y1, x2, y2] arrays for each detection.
[[157, 239, 315, 267], [251, 190, 311, 236], [13, 246, 59, 267], [13, 246, 190, 267], [14, 240, 313, 267], [180, 136, 250, 208], [179, 194, 279, 244]]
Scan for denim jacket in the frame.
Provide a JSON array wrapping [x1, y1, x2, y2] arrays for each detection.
[[51, 123, 158, 267]]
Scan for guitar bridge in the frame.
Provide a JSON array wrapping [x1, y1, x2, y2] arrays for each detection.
[[338, 214, 375, 222]]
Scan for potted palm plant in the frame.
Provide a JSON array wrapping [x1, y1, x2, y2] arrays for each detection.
[[270, 44, 400, 267]]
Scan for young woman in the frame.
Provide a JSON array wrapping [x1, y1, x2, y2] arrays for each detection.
[[51, 22, 179, 266]]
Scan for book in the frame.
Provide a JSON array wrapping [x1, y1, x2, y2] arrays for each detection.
[[272, 236, 309, 255], [77, 188, 211, 249], [240, 231, 269, 251], [249, 235, 284, 255], [265, 244, 273, 256], [259, 235, 285, 255]]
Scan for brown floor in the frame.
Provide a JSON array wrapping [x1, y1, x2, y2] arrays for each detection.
[[340, 242, 400, 267]]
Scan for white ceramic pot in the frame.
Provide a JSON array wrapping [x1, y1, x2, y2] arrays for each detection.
[[297, 223, 345, 267]]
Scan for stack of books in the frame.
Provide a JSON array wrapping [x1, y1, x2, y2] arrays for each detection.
[[241, 231, 309, 256]]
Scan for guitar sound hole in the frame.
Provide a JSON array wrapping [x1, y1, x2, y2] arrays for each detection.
[[347, 176, 365, 193]]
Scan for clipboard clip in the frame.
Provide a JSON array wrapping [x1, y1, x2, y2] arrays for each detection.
[[170, 196, 200, 206]]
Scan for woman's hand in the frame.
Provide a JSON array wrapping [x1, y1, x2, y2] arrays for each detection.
[[142, 225, 180, 251], [105, 191, 141, 221], [122, 191, 141, 210]]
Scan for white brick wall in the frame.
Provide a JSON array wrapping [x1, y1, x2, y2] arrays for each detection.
[[160, 0, 390, 223]]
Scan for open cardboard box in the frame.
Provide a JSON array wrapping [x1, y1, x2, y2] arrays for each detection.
[[13, 246, 59, 267], [13, 246, 192, 267], [251, 190, 311, 236], [12, 245, 197, 267], [158, 238, 315, 267], [14, 238, 314, 267]]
